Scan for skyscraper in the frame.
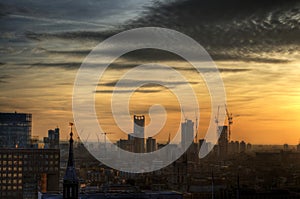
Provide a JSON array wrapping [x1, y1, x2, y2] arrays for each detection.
[[48, 127, 60, 149], [181, 119, 194, 149], [0, 112, 32, 148], [133, 115, 145, 153], [217, 125, 228, 158], [146, 137, 157, 152]]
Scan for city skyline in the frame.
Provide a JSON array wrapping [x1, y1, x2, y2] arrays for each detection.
[[0, 0, 300, 144]]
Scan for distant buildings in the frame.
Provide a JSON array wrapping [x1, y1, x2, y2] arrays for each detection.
[[283, 143, 289, 151], [217, 125, 228, 158], [199, 139, 209, 155], [117, 115, 158, 153], [228, 141, 239, 154], [240, 141, 246, 153], [0, 112, 32, 148], [44, 128, 60, 149], [146, 137, 157, 152], [181, 119, 194, 149]]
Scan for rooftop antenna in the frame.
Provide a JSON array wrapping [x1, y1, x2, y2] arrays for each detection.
[[167, 133, 171, 144], [214, 106, 220, 126], [182, 108, 188, 122], [195, 109, 198, 143], [100, 132, 115, 158]]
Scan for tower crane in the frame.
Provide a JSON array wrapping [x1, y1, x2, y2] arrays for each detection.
[[225, 104, 233, 141], [195, 113, 198, 143], [214, 106, 220, 126], [100, 132, 115, 148], [100, 132, 115, 158]]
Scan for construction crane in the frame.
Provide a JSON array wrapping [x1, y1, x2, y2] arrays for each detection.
[[195, 112, 198, 144], [182, 108, 188, 122], [214, 106, 220, 126], [100, 132, 115, 148], [100, 132, 115, 157], [225, 104, 233, 141]]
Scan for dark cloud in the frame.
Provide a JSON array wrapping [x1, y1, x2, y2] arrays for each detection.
[[28, 60, 251, 73], [4, 0, 299, 68], [30, 62, 82, 70], [43, 47, 291, 64], [0, 74, 13, 83], [99, 79, 199, 88], [125, 0, 300, 59], [45, 48, 91, 56], [94, 89, 164, 94], [25, 30, 117, 41]]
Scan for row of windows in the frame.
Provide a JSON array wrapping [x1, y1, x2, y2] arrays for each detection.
[[0, 179, 22, 184], [0, 160, 59, 167], [0, 190, 21, 197], [0, 173, 22, 177], [0, 166, 58, 173], [0, 154, 59, 159], [0, 185, 22, 190], [1, 160, 23, 165], [0, 167, 22, 171]]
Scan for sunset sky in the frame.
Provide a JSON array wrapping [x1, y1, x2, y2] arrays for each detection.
[[0, 0, 299, 144]]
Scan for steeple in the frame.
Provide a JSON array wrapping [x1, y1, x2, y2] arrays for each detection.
[[63, 122, 79, 199]]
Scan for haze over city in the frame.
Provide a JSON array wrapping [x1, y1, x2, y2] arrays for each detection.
[[0, 0, 300, 145]]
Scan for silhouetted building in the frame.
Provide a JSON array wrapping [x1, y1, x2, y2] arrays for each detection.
[[246, 143, 252, 152], [44, 128, 60, 149], [0, 112, 32, 148], [283, 143, 289, 151], [181, 119, 194, 149], [228, 141, 235, 154], [49, 128, 60, 149], [240, 141, 246, 153], [217, 126, 228, 158], [63, 124, 79, 199], [235, 141, 240, 153], [117, 139, 134, 152], [199, 139, 208, 155], [146, 137, 157, 152], [133, 115, 145, 153], [0, 148, 60, 199]]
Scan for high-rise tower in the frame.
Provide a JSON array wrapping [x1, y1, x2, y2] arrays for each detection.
[[133, 115, 145, 153], [181, 119, 194, 149], [217, 125, 228, 158]]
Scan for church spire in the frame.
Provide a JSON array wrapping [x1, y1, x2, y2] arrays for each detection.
[[67, 122, 75, 168], [63, 122, 79, 199]]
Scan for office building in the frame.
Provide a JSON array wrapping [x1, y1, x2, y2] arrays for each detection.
[[44, 127, 60, 149], [133, 115, 145, 153], [181, 119, 194, 149], [146, 137, 157, 152], [217, 125, 228, 158], [0, 112, 32, 148], [199, 139, 208, 155], [0, 148, 60, 199], [240, 141, 246, 153], [117, 139, 134, 152]]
